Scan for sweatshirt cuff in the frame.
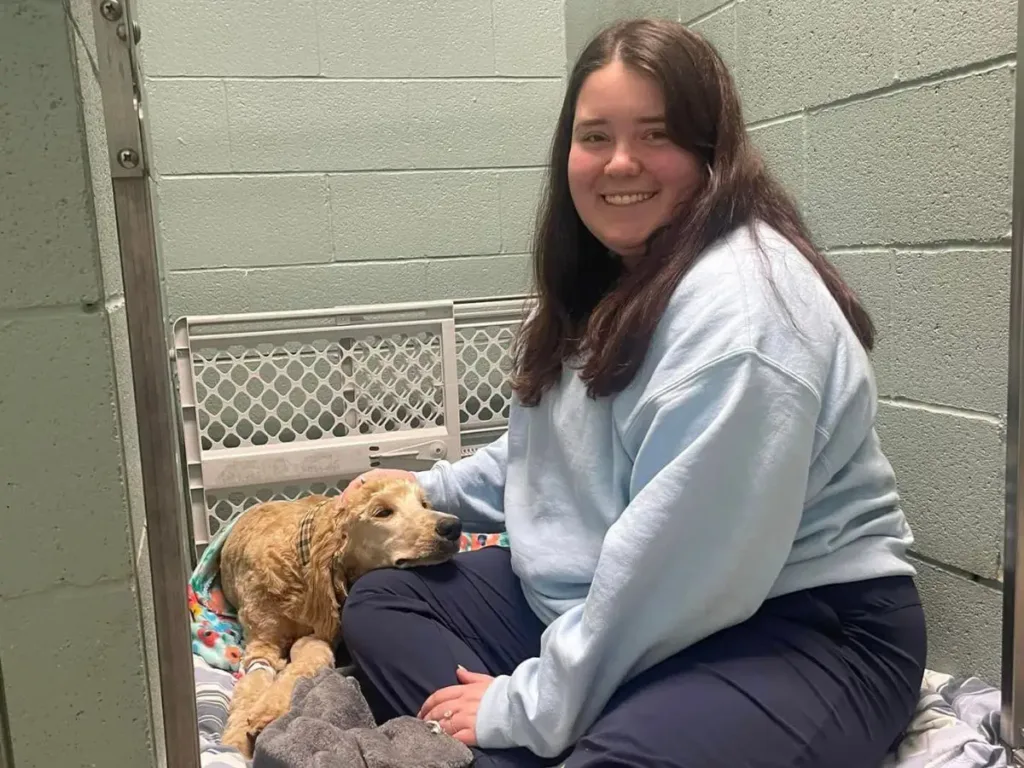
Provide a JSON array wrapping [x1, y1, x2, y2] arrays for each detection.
[[475, 674, 516, 750], [414, 464, 451, 512]]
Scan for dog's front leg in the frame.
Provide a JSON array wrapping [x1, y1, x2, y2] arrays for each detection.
[[222, 666, 276, 758], [223, 635, 289, 758]]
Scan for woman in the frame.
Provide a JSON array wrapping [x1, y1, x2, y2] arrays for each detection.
[[339, 17, 926, 768]]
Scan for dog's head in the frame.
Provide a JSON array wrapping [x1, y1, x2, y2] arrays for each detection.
[[329, 476, 462, 594]]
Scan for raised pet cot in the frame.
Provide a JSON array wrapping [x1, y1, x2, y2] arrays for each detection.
[[171, 294, 1011, 767]]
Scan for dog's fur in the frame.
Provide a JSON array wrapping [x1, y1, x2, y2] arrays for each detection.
[[218, 477, 461, 756]]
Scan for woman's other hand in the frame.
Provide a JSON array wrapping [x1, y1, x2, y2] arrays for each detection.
[[418, 666, 495, 747]]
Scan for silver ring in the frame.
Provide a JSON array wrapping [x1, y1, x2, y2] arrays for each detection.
[[442, 710, 453, 720]]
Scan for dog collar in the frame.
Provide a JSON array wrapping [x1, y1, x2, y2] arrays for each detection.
[[296, 499, 332, 567]]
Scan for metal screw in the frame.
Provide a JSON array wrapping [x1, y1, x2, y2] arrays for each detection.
[[117, 148, 140, 169], [116, 21, 142, 43], [99, 0, 123, 21]]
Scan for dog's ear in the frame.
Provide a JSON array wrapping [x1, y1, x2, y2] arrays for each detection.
[[304, 501, 348, 643]]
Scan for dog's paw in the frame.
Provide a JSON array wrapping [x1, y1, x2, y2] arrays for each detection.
[[246, 704, 285, 739], [221, 724, 255, 759]]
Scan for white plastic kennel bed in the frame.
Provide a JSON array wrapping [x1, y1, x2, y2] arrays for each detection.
[[172, 294, 1013, 767]]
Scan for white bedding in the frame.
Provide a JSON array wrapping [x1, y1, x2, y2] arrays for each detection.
[[193, 655, 1009, 767]]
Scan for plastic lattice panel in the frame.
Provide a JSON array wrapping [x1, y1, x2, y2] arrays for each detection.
[[206, 480, 348, 536], [190, 331, 446, 452], [455, 322, 517, 429]]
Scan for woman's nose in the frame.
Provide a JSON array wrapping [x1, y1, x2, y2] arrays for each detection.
[[605, 144, 642, 176]]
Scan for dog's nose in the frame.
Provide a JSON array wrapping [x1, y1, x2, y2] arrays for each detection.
[[435, 517, 462, 541]]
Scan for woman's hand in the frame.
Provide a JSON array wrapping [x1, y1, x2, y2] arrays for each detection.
[[418, 667, 495, 747], [340, 468, 416, 503]]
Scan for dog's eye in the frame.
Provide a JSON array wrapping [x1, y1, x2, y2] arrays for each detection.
[[373, 506, 394, 519]]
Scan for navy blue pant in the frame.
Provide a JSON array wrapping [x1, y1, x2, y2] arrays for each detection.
[[341, 547, 926, 767]]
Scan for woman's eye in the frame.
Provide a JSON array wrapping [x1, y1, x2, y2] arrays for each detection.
[[579, 133, 608, 144], [374, 506, 394, 518], [644, 130, 669, 142]]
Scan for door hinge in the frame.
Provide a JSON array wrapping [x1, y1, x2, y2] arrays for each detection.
[[90, 0, 147, 178]]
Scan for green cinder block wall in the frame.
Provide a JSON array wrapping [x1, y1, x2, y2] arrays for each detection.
[[133, 0, 568, 319]]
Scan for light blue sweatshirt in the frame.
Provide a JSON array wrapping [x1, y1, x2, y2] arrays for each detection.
[[415, 222, 915, 758]]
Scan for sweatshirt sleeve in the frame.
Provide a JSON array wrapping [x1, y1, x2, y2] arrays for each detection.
[[474, 350, 822, 757], [415, 432, 508, 531]]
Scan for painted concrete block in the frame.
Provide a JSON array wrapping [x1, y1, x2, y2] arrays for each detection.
[[226, 80, 405, 173], [735, 0, 894, 121], [329, 171, 501, 261], [565, 0, 679, 65], [805, 68, 1014, 248], [679, 0, 729, 23], [887, 250, 1010, 415], [690, 4, 736, 71], [827, 250, 900, 400], [318, 0, 493, 77], [157, 175, 333, 269], [876, 403, 1004, 580], [144, 79, 231, 176], [894, 0, 1016, 81], [165, 261, 396, 316], [911, 558, 1001, 686], [0, 581, 153, 767], [166, 255, 531, 317], [424, 254, 532, 298], [749, 117, 805, 205], [135, 0, 319, 76], [829, 249, 1009, 415], [498, 169, 546, 254], [0, 312, 133, 596], [403, 80, 562, 169], [0, 0, 102, 310], [494, 0, 565, 76], [225, 79, 562, 172]]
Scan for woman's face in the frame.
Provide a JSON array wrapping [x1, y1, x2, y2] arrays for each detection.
[[568, 58, 704, 263]]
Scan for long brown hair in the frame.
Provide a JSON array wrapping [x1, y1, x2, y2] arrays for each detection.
[[511, 18, 873, 406]]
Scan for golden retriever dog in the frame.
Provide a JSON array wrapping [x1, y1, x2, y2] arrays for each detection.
[[218, 476, 463, 756]]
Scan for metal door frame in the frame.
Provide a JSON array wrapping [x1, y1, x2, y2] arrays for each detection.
[[88, 2, 201, 766], [0, 655, 12, 768], [1002, 0, 1024, 762]]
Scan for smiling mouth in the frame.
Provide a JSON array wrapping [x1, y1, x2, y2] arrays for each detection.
[[602, 191, 657, 206]]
